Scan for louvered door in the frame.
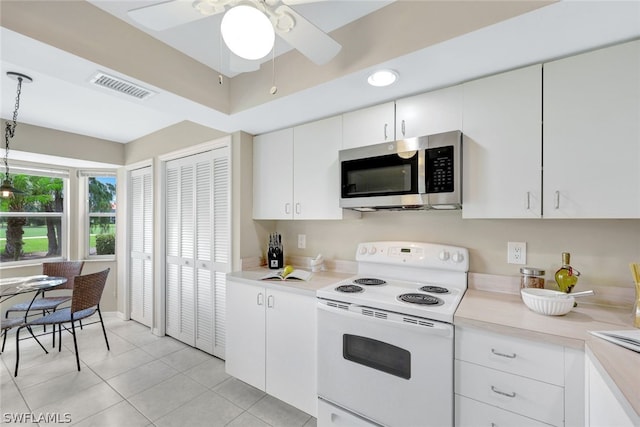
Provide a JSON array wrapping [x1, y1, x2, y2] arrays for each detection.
[[165, 147, 229, 358], [129, 166, 153, 327]]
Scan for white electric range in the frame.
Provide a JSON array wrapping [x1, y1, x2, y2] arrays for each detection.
[[316, 241, 469, 427]]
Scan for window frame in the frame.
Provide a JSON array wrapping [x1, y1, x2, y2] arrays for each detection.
[[0, 164, 69, 267], [80, 170, 117, 260]]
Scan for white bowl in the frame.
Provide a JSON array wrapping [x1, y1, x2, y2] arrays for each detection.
[[521, 288, 575, 316]]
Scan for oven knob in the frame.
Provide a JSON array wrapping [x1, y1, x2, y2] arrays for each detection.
[[359, 246, 368, 255], [439, 250, 450, 261], [368, 246, 377, 255], [452, 252, 465, 263]]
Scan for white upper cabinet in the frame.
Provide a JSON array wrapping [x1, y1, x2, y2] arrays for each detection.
[[253, 128, 294, 220], [342, 102, 395, 149], [293, 116, 343, 220], [462, 65, 542, 218], [395, 85, 463, 139], [253, 116, 343, 220], [543, 40, 640, 218]]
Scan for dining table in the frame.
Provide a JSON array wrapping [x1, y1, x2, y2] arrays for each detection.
[[1, 275, 69, 313]]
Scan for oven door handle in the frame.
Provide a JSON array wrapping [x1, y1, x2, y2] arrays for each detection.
[[317, 300, 453, 338]]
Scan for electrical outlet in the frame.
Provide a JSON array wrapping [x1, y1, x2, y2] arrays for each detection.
[[298, 234, 306, 249], [507, 241, 527, 265]]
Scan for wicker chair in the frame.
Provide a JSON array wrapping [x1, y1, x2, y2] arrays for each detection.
[[14, 268, 110, 377], [1, 317, 48, 355], [4, 261, 85, 319]]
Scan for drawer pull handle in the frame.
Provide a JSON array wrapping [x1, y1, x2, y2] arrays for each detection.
[[491, 386, 516, 398], [491, 348, 516, 359]]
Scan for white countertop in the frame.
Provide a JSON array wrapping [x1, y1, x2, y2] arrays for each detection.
[[227, 268, 353, 296]]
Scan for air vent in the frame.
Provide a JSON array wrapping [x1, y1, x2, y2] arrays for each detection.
[[90, 72, 156, 100], [403, 317, 434, 327], [326, 301, 349, 310], [362, 309, 387, 319]]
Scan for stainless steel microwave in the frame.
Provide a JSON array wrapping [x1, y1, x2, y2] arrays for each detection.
[[339, 130, 462, 211]]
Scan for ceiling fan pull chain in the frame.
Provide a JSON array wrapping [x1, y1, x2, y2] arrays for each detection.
[[270, 47, 278, 95]]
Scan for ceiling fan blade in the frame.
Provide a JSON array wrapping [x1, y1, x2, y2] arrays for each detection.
[[128, 0, 218, 31], [274, 5, 341, 65], [280, 0, 329, 5]]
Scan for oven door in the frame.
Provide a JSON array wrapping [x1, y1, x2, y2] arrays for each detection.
[[317, 300, 454, 427]]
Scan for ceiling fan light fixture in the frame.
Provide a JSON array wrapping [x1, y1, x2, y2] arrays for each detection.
[[367, 69, 399, 87], [221, 5, 275, 60]]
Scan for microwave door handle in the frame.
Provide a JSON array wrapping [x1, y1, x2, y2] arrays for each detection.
[[418, 149, 427, 194]]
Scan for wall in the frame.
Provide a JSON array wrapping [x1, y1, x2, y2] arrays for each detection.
[[0, 121, 125, 166], [272, 212, 640, 290], [231, 131, 272, 269], [124, 120, 228, 165]]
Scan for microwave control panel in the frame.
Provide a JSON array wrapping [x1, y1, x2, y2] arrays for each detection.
[[425, 145, 454, 193]]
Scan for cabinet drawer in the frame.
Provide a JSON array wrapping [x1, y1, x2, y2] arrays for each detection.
[[455, 395, 555, 427], [455, 360, 564, 426], [456, 327, 564, 385]]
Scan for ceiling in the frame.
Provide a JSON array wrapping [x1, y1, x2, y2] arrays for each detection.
[[1, 0, 640, 155]]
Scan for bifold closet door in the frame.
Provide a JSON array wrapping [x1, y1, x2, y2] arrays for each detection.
[[129, 166, 153, 327], [165, 147, 230, 358]]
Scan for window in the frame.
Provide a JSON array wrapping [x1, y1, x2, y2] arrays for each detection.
[[83, 173, 117, 258], [0, 168, 68, 265]]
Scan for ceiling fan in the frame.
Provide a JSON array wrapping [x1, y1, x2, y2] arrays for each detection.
[[127, 0, 342, 68]]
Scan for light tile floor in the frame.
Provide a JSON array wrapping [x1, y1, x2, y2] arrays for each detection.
[[0, 313, 317, 427]]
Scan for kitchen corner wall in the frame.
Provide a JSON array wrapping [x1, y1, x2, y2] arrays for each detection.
[[272, 212, 640, 289]]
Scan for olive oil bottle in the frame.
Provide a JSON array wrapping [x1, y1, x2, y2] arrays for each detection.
[[555, 252, 580, 293]]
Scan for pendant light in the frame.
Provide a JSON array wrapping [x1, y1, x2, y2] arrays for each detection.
[[2, 71, 32, 198]]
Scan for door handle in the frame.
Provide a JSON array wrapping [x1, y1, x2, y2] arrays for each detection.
[[401, 119, 406, 137], [257, 293, 264, 306], [384, 123, 388, 140], [554, 191, 560, 209], [525, 192, 530, 210], [267, 295, 274, 308], [295, 203, 301, 215], [285, 203, 291, 214]]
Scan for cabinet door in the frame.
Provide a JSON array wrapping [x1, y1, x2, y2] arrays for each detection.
[[265, 288, 317, 416], [225, 280, 266, 390], [543, 40, 640, 218], [461, 65, 542, 218], [293, 116, 343, 220], [586, 355, 639, 427], [395, 85, 462, 139], [342, 102, 395, 149], [253, 128, 294, 219]]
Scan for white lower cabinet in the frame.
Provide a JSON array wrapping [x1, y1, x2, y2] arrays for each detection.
[[455, 326, 584, 427], [225, 278, 317, 416], [456, 395, 551, 427], [585, 350, 639, 427]]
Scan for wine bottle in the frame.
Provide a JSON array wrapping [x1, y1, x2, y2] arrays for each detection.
[[555, 252, 580, 293]]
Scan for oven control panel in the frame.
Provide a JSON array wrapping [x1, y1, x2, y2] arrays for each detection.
[[355, 241, 469, 271]]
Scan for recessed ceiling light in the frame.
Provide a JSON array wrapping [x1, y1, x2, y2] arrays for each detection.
[[367, 69, 399, 87]]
